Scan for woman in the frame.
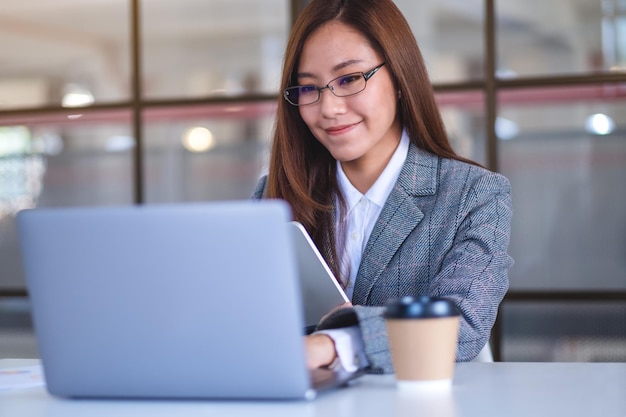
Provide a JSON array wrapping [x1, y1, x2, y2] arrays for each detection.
[[252, 0, 513, 373]]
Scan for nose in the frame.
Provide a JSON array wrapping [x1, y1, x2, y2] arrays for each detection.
[[318, 87, 346, 117]]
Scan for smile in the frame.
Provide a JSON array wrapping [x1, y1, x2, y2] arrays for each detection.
[[324, 123, 359, 135]]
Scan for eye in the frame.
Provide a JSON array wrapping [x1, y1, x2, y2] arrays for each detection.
[[298, 85, 317, 95], [337, 74, 362, 86]]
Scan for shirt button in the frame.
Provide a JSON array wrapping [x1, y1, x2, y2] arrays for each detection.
[[351, 233, 359, 240]]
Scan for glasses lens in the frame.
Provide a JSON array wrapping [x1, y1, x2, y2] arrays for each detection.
[[284, 86, 319, 106], [329, 73, 366, 97]]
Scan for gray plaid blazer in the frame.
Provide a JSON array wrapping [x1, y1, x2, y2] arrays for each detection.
[[252, 143, 513, 373]]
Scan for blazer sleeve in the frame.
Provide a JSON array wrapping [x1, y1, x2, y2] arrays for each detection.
[[440, 172, 513, 361]]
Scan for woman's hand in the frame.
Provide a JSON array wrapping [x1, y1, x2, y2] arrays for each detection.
[[304, 333, 337, 369], [304, 302, 353, 369]]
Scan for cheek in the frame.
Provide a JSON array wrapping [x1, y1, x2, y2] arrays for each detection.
[[298, 107, 317, 129], [380, 87, 400, 122], [379, 84, 399, 112], [361, 79, 397, 115], [361, 90, 397, 122]]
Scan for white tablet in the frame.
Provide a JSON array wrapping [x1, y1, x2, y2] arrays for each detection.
[[289, 221, 349, 329]]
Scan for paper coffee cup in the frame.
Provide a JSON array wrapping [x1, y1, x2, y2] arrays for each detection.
[[384, 296, 460, 386]]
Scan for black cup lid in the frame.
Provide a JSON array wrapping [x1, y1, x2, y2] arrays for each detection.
[[383, 296, 460, 319]]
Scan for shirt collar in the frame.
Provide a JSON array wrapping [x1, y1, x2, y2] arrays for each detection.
[[337, 129, 410, 211]]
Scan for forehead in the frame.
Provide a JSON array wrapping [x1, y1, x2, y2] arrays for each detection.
[[298, 21, 380, 74]]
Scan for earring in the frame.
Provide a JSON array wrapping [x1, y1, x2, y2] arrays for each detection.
[[397, 90, 402, 99]]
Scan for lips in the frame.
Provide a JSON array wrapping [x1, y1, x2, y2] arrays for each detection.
[[324, 122, 359, 135]]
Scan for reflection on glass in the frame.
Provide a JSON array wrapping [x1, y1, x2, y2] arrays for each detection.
[[602, 0, 626, 71], [0, 0, 131, 109], [395, 0, 484, 83], [143, 102, 276, 203], [182, 126, 216, 153], [496, 0, 625, 77], [61, 84, 95, 108], [0, 111, 134, 289], [436, 90, 487, 165], [585, 113, 615, 135], [498, 87, 626, 290], [141, 0, 289, 99], [0, 126, 46, 219], [501, 302, 626, 362]]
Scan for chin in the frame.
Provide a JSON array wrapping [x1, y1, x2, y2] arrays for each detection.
[[331, 153, 360, 164], [322, 143, 364, 163]]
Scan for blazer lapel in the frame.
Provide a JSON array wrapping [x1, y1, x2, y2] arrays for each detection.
[[351, 145, 439, 304]]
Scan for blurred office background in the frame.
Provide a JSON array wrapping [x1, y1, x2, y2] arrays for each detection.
[[1, 0, 625, 361]]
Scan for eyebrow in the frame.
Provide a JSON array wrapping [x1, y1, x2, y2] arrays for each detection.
[[297, 59, 364, 80]]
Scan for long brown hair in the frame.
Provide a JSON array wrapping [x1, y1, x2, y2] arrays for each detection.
[[265, 0, 477, 286]]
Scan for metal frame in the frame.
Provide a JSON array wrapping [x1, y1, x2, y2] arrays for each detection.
[[130, 0, 144, 204]]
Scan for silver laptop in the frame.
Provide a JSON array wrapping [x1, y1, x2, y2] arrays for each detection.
[[17, 200, 362, 400], [290, 221, 349, 329]]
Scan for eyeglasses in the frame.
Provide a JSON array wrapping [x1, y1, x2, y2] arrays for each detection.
[[283, 63, 386, 106]]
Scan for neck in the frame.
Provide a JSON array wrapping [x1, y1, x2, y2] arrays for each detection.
[[341, 161, 385, 194], [341, 137, 401, 194]]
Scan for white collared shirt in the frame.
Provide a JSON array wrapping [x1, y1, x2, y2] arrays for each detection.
[[316, 130, 410, 372], [336, 130, 410, 299]]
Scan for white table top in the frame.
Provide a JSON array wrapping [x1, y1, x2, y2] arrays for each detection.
[[1, 359, 625, 417]]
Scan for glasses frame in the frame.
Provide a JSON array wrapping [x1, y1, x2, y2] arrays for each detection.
[[283, 62, 386, 106]]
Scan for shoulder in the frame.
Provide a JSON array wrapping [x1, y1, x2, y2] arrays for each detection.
[[403, 145, 510, 197], [434, 158, 513, 221], [438, 156, 511, 196], [250, 175, 268, 199]]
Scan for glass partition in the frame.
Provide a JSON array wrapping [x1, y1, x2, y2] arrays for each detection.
[[0, 111, 134, 289], [435, 90, 487, 164], [436, 90, 487, 165], [143, 102, 275, 202], [0, 0, 131, 109], [141, 0, 289, 99], [396, 0, 485, 83], [501, 302, 626, 361], [496, 0, 625, 77], [498, 85, 626, 290]]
